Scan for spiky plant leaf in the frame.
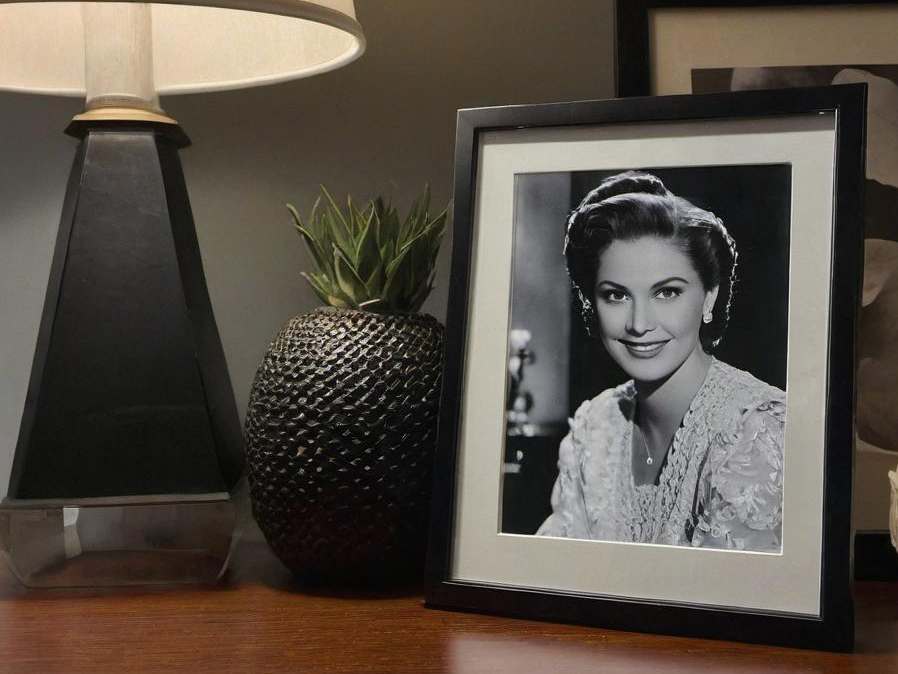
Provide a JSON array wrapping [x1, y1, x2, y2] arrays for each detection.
[[333, 246, 366, 303], [300, 271, 334, 306], [290, 219, 332, 279], [358, 298, 385, 310], [354, 206, 379, 272], [320, 186, 351, 236]]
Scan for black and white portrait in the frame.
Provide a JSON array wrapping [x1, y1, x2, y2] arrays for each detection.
[[502, 166, 791, 553]]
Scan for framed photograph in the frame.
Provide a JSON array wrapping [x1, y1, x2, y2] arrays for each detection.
[[616, 0, 898, 579], [426, 85, 865, 650]]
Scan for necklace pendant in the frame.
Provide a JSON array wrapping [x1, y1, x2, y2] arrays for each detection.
[[646, 456, 653, 465]]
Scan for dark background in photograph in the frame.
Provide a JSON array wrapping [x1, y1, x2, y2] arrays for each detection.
[[501, 164, 792, 534]]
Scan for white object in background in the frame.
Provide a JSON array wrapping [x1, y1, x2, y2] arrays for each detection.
[[509, 329, 532, 352], [62, 507, 82, 559], [889, 467, 898, 552]]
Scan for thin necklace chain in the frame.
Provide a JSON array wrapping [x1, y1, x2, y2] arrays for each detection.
[[634, 358, 716, 474], [635, 424, 654, 466]]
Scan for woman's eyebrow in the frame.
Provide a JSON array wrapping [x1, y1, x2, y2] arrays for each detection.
[[651, 276, 689, 289], [596, 277, 689, 289]]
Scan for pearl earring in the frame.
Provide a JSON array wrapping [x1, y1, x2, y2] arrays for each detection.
[[702, 311, 713, 324]]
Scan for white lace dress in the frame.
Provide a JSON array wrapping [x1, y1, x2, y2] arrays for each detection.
[[536, 358, 786, 552]]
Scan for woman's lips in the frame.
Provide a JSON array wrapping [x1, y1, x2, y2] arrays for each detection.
[[619, 339, 670, 358]]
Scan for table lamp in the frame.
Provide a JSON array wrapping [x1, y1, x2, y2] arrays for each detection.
[[0, 0, 364, 587]]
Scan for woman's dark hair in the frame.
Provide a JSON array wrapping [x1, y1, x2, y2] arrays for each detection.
[[564, 171, 737, 351]]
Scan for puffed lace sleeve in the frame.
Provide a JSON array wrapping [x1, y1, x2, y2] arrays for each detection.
[[692, 399, 786, 552], [536, 401, 592, 538]]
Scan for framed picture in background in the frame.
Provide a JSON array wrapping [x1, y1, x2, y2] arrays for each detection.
[[426, 86, 864, 650], [615, 0, 898, 580]]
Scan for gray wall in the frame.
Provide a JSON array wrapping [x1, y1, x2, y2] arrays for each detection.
[[0, 0, 615, 498]]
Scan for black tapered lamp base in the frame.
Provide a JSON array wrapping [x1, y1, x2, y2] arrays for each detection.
[[0, 119, 244, 587]]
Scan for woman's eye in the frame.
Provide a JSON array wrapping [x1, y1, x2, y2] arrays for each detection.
[[655, 287, 683, 300], [599, 289, 629, 303]]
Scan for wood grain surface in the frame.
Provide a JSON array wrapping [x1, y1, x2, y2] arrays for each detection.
[[0, 531, 896, 674]]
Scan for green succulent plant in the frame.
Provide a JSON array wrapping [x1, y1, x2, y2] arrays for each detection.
[[288, 186, 448, 314]]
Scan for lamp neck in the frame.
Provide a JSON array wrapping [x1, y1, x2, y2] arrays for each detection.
[[80, 3, 177, 124]]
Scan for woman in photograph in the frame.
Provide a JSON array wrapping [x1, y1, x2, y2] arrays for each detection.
[[537, 171, 786, 552]]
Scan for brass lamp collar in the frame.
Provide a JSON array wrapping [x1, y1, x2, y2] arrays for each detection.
[[72, 106, 178, 125]]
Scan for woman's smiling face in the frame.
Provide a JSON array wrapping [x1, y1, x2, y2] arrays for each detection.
[[594, 236, 718, 383]]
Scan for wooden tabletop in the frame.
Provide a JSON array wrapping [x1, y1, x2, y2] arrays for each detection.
[[1, 530, 897, 674]]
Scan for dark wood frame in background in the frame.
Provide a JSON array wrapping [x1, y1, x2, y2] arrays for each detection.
[[425, 84, 866, 651], [616, 0, 898, 97], [615, 0, 898, 582]]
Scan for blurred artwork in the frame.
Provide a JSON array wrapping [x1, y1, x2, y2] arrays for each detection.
[[859, 239, 898, 450], [507, 328, 535, 435], [694, 65, 898, 530]]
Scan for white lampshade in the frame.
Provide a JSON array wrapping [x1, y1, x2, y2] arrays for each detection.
[[0, 0, 365, 98]]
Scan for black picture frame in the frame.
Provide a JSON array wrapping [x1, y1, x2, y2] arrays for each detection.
[[615, 0, 898, 583], [425, 85, 866, 651]]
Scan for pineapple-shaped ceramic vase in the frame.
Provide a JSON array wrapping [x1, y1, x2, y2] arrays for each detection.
[[244, 189, 447, 583]]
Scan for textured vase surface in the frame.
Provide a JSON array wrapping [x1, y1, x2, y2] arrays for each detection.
[[244, 307, 444, 582]]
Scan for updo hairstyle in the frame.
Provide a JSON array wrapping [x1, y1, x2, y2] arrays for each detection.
[[563, 171, 737, 351]]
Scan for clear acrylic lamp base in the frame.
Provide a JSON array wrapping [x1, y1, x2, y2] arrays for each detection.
[[0, 494, 236, 588]]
